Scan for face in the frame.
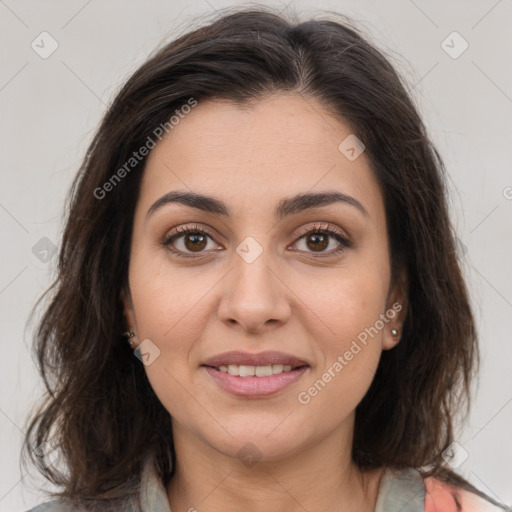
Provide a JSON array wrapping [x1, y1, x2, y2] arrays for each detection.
[[123, 93, 405, 464]]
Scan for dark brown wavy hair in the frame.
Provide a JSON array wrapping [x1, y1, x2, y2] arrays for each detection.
[[23, 4, 482, 505]]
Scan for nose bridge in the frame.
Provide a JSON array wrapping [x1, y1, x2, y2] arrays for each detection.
[[217, 234, 290, 331]]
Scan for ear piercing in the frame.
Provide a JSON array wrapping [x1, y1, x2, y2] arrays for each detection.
[[122, 331, 137, 348], [391, 328, 399, 338]]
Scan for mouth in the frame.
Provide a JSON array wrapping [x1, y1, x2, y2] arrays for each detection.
[[203, 362, 308, 377], [201, 351, 310, 398]]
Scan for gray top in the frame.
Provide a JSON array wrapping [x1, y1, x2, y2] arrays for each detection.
[[26, 455, 509, 512]]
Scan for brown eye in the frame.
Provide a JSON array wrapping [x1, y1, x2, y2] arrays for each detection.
[[292, 224, 351, 256], [305, 232, 329, 252], [162, 223, 351, 260], [182, 232, 208, 252], [162, 225, 219, 259]]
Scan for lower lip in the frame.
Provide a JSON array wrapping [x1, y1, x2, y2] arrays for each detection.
[[203, 366, 309, 398]]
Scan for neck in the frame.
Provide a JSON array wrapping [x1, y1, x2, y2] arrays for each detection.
[[166, 421, 385, 512]]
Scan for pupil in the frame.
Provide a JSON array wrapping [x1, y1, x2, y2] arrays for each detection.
[[308, 233, 327, 251], [185, 233, 206, 251]]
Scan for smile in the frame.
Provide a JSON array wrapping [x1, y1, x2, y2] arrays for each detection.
[[202, 364, 309, 398], [216, 363, 298, 377]]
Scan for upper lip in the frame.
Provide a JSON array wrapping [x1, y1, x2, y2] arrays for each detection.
[[202, 351, 309, 369]]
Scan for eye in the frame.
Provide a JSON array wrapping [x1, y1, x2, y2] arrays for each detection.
[[162, 222, 351, 259], [291, 223, 351, 257], [162, 224, 220, 259]]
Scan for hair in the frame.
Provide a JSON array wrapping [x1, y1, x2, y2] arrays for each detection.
[[23, 4, 482, 506]]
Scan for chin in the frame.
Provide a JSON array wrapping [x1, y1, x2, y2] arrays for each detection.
[[215, 434, 304, 465], [204, 416, 316, 463]]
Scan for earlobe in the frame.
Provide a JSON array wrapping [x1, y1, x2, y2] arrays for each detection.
[[120, 287, 139, 348], [120, 286, 137, 332], [383, 325, 401, 350], [383, 270, 408, 351]]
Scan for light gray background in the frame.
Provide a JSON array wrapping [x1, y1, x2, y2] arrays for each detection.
[[1, 1, 511, 510]]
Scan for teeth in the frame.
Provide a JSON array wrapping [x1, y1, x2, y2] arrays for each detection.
[[239, 365, 255, 377], [216, 364, 298, 377], [255, 365, 272, 377], [272, 364, 284, 374]]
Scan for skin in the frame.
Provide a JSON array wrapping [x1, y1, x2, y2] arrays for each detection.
[[123, 93, 407, 512]]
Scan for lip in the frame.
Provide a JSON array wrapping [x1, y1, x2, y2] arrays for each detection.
[[202, 350, 308, 368], [201, 350, 310, 398], [203, 366, 309, 398]]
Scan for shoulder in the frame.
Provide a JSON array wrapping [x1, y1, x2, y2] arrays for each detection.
[[25, 500, 72, 512], [25, 496, 142, 512], [424, 476, 512, 512], [377, 467, 511, 512]]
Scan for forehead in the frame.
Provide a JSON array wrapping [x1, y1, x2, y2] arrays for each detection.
[[138, 94, 384, 222]]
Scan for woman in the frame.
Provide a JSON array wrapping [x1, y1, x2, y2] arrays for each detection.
[[23, 6, 511, 512]]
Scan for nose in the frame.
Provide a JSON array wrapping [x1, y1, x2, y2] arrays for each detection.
[[217, 245, 291, 334]]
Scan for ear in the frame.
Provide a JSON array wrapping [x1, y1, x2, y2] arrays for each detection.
[[382, 268, 408, 351], [120, 286, 137, 334]]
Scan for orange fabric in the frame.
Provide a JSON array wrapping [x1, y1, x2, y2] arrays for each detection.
[[424, 476, 504, 512], [424, 477, 461, 511]]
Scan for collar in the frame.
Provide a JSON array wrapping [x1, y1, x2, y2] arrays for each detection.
[[138, 452, 172, 512], [374, 467, 426, 512]]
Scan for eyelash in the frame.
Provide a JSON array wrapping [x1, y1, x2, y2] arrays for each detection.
[[161, 223, 351, 260]]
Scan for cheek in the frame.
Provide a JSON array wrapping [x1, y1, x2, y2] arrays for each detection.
[[303, 264, 389, 346], [127, 254, 216, 411], [297, 296, 385, 425], [296, 264, 388, 407], [128, 247, 217, 340]]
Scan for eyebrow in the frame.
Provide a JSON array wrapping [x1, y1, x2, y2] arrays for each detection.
[[145, 189, 368, 222]]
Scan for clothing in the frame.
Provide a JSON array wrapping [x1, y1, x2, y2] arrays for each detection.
[[27, 454, 511, 512]]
